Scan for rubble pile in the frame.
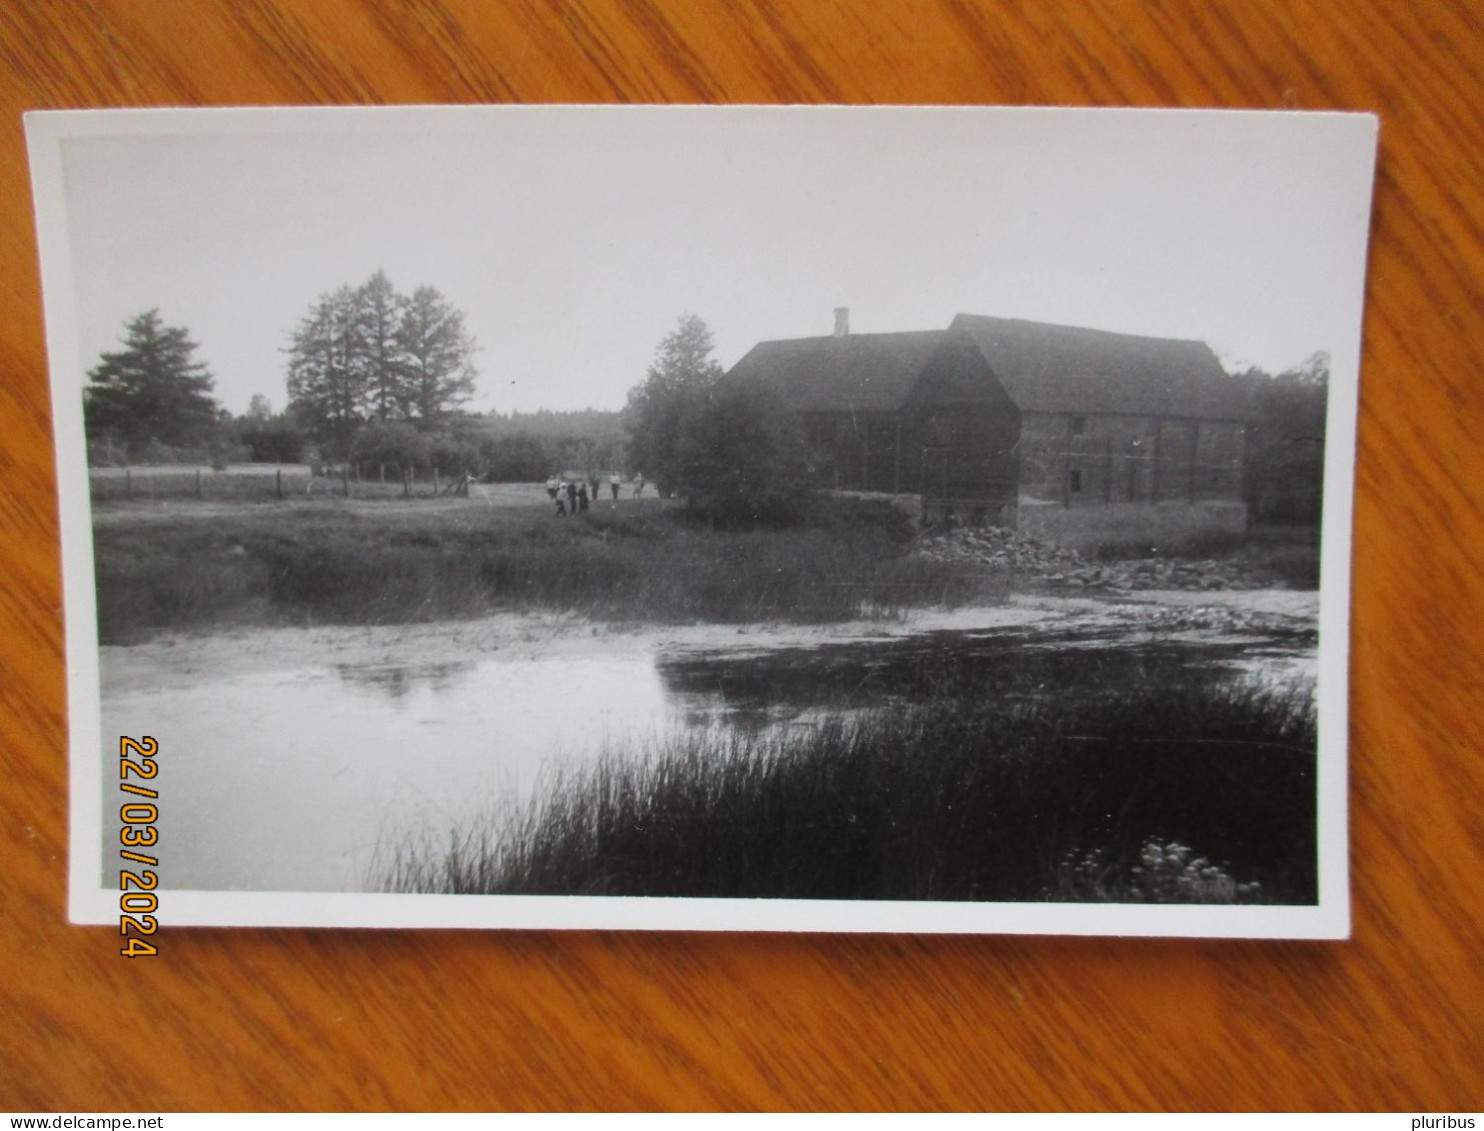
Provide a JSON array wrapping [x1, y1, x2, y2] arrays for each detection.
[[914, 527, 1286, 591], [915, 525, 1082, 574], [1123, 603, 1314, 638]]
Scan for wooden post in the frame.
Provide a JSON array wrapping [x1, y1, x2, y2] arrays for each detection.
[[433, 468, 440, 497], [403, 468, 411, 499], [342, 465, 350, 498], [125, 469, 132, 501], [1189, 420, 1200, 503], [1063, 416, 1073, 508], [1104, 435, 1113, 504], [195, 469, 203, 498], [895, 420, 902, 494], [1151, 420, 1162, 503], [275, 468, 283, 500], [379, 463, 385, 485]]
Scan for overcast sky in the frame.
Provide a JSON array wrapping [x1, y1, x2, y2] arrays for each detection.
[[52, 106, 1376, 416]]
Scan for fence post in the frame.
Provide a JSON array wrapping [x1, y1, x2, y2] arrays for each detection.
[[342, 465, 350, 498], [403, 468, 411, 499], [125, 469, 132, 501], [276, 468, 283, 500], [196, 469, 203, 498], [433, 468, 440, 497]]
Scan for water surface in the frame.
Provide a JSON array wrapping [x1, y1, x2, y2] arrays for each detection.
[[101, 612, 1314, 892]]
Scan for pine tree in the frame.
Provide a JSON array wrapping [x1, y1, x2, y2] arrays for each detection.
[[85, 309, 220, 457], [624, 314, 724, 495]]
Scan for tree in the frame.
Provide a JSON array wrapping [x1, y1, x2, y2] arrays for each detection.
[[247, 393, 273, 420], [675, 379, 811, 527], [1237, 351, 1329, 523], [285, 284, 367, 458], [625, 314, 724, 494], [357, 270, 405, 422], [284, 273, 478, 456], [85, 310, 221, 457], [396, 285, 478, 424]]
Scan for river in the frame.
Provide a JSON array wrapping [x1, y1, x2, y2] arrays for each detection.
[[98, 592, 1317, 893]]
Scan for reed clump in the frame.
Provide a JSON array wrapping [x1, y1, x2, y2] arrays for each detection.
[[378, 681, 1316, 905]]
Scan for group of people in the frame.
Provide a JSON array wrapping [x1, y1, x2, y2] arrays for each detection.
[[546, 471, 645, 515]]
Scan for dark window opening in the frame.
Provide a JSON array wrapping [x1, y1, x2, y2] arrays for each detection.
[[1070, 468, 1083, 493]]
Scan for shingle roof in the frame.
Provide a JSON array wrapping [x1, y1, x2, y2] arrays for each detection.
[[726, 315, 1254, 422], [725, 330, 946, 413], [950, 314, 1251, 420]]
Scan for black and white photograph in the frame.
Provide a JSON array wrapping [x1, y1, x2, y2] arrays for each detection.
[[29, 105, 1376, 935]]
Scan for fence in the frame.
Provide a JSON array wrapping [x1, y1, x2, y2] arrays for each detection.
[[88, 464, 464, 503]]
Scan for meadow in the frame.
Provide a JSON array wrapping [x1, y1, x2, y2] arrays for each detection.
[[92, 490, 999, 642]]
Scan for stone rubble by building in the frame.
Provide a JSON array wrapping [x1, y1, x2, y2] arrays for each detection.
[[912, 526, 1287, 592]]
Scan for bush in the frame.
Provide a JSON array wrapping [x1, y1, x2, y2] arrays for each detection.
[[350, 420, 429, 476]]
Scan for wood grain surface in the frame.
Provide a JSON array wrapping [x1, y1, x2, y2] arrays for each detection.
[[1, 0, 1480, 1113]]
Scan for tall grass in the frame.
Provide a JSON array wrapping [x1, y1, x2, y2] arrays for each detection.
[[378, 681, 1317, 904], [92, 500, 997, 642]]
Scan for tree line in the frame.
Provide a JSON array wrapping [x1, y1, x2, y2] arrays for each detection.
[[82, 283, 625, 483], [83, 272, 480, 468], [82, 293, 1326, 528]]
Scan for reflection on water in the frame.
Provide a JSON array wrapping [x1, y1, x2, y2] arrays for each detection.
[[334, 660, 476, 699], [101, 616, 1315, 894]]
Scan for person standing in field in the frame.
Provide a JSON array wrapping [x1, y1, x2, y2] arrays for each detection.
[[554, 482, 567, 516], [610, 472, 621, 501], [565, 480, 578, 514], [634, 473, 645, 498]]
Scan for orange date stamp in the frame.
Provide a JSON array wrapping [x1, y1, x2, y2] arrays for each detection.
[[117, 735, 160, 957]]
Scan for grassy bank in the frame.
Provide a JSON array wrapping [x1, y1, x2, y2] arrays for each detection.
[[379, 680, 1317, 904], [93, 497, 999, 642]]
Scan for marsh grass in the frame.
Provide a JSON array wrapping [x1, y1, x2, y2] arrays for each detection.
[[378, 681, 1317, 904], [93, 499, 996, 642]]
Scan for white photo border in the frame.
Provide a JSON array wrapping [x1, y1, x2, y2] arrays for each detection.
[[27, 104, 1376, 938]]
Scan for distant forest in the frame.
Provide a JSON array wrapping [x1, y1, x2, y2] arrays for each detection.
[[484, 408, 621, 439]]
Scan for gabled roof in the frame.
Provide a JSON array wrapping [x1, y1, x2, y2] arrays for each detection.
[[726, 315, 1254, 422], [950, 314, 1250, 420], [725, 330, 945, 413]]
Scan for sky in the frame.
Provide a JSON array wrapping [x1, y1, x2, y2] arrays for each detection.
[[51, 106, 1377, 416]]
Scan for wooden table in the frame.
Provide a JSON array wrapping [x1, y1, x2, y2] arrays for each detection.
[[2, 1, 1479, 1112]]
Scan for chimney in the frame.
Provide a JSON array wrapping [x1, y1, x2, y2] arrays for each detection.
[[833, 307, 850, 338]]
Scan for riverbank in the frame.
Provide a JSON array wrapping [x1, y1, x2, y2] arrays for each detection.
[[92, 496, 1004, 642], [90, 495, 1319, 643]]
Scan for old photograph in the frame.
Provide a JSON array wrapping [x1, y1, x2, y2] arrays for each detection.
[[28, 105, 1376, 935]]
